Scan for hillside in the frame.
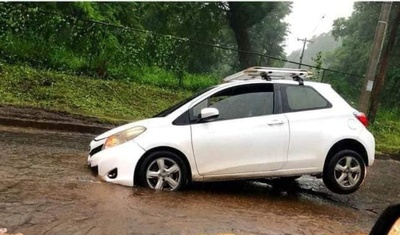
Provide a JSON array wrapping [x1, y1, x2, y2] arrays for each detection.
[[0, 63, 192, 123]]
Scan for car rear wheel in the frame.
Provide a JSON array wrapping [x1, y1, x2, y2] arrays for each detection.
[[323, 150, 366, 194], [139, 151, 187, 191]]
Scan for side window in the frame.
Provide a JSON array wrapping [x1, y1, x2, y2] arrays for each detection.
[[190, 84, 274, 122], [283, 85, 331, 112]]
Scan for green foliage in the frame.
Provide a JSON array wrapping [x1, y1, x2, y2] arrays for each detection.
[[0, 2, 146, 77], [312, 51, 323, 69], [182, 72, 220, 91], [310, 51, 323, 81], [370, 109, 400, 155], [138, 3, 228, 74], [249, 2, 291, 67], [323, 2, 400, 109], [0, 2, 291, 85], [224, 2, 290, 69]]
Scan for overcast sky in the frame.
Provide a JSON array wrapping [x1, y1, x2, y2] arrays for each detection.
[[284, 0, 355, 55]]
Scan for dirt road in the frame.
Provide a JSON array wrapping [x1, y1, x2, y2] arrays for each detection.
[[1, 126, 399, 235]]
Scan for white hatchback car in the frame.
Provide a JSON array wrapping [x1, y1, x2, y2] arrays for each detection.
[[88, 67, 375, 194]]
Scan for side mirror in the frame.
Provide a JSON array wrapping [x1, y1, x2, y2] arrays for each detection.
[[370, 204, 400, 235], [199, 107, 219, 122]]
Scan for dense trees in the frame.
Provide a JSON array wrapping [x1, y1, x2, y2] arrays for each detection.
[[0, 2, 291, 80], [248, 2, 290, 67], [323, 2, 400, 111], [7, 2, 399, 113], [223, 2, 290, 69]]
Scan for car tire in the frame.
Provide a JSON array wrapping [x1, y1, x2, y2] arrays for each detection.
[[139, 151, 188, 191], [323, 150, 366, 194]]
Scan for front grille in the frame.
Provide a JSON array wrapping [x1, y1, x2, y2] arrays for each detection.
[[89, 144, 103, 157]]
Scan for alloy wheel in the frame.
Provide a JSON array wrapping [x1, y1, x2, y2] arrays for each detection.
[[334, 156, 362, 188], [146, 157, 181, 191]]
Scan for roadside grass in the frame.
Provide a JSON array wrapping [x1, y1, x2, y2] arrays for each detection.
[[0, 63, 399, 155], [120, 66, 220, 91], [0, 63, 192, 123], [370, 110, 400, 156]]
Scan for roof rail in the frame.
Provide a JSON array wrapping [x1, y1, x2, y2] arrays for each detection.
[[223, 66, 312, 84]]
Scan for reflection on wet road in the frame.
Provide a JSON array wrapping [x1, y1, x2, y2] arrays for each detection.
[[0, 126, 399, 234]]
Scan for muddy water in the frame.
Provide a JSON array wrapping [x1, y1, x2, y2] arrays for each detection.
[[0, 126, 399, 234]]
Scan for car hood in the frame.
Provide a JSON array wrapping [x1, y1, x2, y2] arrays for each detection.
[[94, 117, 168, 141]]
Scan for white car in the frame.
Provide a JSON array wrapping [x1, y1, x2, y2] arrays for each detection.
[[87, 67, 375, 194]]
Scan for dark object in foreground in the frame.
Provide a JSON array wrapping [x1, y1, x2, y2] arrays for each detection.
[[370, 204, 400, 235]]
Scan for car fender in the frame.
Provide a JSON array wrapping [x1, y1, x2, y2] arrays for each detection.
[[134, 124, 201, 180]]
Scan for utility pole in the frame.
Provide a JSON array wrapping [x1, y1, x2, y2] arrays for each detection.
[[369, 4, 400, 123], [358, 2, 392, 114], [297, 38, 313, 69]]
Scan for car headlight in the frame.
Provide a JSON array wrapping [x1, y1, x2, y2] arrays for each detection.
[[103, 126, 146, 149]]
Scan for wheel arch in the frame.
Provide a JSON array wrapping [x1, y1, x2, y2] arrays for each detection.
[[133, 146, 192, 185], [324, 139, 369, 171]]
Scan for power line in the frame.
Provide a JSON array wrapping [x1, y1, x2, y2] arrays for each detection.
[[310, 14, 326, 37], [37, 10, 364, 78]]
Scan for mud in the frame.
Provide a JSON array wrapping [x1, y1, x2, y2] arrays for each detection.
[[0, 105, 110, 126], [1, 126, 399, 235]]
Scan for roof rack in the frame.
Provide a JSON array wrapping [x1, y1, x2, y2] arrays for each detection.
[[223, 66, 313, 85]]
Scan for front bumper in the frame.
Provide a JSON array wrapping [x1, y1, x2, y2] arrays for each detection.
[[87, 140, 146, 186]]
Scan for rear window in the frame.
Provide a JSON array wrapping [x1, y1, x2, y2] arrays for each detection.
[[283, 85, 331, 112]]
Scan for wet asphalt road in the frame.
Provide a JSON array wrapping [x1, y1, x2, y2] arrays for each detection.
[[0, 126, 399, 235]]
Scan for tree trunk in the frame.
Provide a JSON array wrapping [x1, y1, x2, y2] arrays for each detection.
[[368, 6, 400, 123], [231, 24, 253, 69], [227, 2, 255, 69]]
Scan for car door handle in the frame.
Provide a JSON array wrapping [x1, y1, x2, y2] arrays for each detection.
[[267, 119, 284, 125]]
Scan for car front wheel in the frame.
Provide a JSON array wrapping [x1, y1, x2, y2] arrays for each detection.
[[139, 151, 187, 191], [323, 150, 366, 194]]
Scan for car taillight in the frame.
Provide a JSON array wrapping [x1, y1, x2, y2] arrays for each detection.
[[354, 112, 368, 127]]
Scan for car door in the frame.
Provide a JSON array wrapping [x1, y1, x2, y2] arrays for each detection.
[[190, 83, 289, 176], [280, 84, 334, 170]]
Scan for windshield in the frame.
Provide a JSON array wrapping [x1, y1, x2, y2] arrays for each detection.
[[153, 86, 216, 118]]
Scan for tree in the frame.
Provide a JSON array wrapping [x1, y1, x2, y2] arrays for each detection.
[[0, 2, 291, 81], [137, 3, 229, 74], [0, 2, 144, 77], [324, 2, 400, 111], [224, 2, 278, 69], [136, 2, 291, 73], [249, 2, 291, 67], [311, 51, 323, 81], [323, 2, 382, 101]]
